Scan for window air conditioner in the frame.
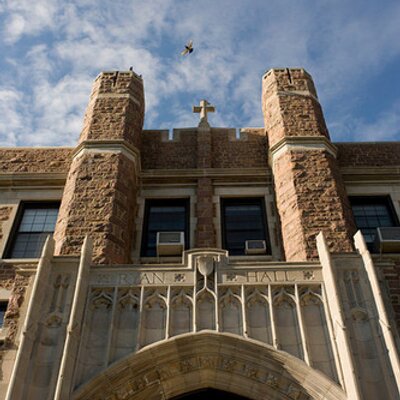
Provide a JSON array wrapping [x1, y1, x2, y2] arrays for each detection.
[[156, 232, 184, 256], [374, 227, 400, 253], [245, 240, 267, 255]]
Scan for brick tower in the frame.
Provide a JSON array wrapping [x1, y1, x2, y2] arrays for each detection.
[[262, 68, 355, 261], [53, 71, 144, 263]]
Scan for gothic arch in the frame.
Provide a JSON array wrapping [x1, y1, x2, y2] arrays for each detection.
[[73, 332, 346, 400]]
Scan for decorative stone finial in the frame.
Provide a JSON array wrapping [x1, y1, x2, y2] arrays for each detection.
[[193, 99, 215, 127]]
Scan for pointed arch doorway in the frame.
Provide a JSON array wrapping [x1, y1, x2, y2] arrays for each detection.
[[73, 332, 346, 400], [172, 389, 251, 399]]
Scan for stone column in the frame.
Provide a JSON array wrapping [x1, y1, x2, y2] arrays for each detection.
[[195, 124, 216, 248], [262, 68, 355, 261], [54, 71, 144, 264]]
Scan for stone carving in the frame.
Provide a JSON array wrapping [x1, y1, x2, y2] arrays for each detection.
[[286, 383, 302, 399], [226, 272, 237, 282], [174, 273, 186, 282], [118, 289, 139, 309], [220, 358, 237, 372], [197, 255, 215, 276], [351, 307, 368, 321], [45, 313, 63, 328], [91, 289, 114, 309], [266, 373, 279, 388], [303, 270, 314, 280]]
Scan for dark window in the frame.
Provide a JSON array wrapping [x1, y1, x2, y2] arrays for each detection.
[[141, 199, 189, 257], [5, 202, 59, 258], [221, 198, 269, 256], [0, 302, 7, 328], [350, 196, 399, 251]]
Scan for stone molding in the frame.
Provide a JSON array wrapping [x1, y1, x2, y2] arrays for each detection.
[[0, 173, 66, 187], [95, 92, 142, 107], [269, 136, 338, 163], [73, 139, 140, 166], [276, 90, 319, 103]]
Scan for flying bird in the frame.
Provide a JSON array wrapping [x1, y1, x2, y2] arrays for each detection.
[[181, 40, 194, 56]]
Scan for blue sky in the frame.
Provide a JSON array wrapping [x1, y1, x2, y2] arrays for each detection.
[[1, 0, 400, 146]]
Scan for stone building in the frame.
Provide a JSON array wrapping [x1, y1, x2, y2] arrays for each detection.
[[0, 67, 399, 399]]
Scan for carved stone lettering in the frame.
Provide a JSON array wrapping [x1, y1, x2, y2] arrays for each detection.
[[96, 273, 113, 284]]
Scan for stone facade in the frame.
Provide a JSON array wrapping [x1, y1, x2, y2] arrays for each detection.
[[0, 68, 399, 399], [262, 68, 356, 261]]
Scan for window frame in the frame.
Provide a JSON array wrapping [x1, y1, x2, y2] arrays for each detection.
[[4, 201, 60, 259], [221, 197, 270, 256], [0, 301, 8, 329], [140, 198, 190, 257], [349, 195, 400, 251]]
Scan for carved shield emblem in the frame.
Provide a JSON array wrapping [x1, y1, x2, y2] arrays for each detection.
[[197, 255, 214, 276]]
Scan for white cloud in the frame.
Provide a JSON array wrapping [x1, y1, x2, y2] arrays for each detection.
[[0, 88, 25, 146], [331, 101, 400, 142], [3, 0, 61, 43], [1, 0, 400, 145]]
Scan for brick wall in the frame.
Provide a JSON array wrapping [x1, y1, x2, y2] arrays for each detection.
[[0, 148, 72, 174], [336, 142, 400, 167]]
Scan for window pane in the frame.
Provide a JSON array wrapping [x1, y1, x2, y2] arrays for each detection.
[[7, 203, 59, 258], [0, 302, 7, 328], [222, 198, 269, 256], [141, 200, 189, 257], [350, 196, 399, 251]]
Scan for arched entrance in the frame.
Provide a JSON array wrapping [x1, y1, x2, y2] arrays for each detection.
[[73, 332, 346, 400], [172, 388, 251, 399]]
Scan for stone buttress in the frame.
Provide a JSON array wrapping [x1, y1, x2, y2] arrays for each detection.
[[53, 71, 144, 264], [262, 68, 356, 261]]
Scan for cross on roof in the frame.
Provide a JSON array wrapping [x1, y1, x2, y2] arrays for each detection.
[[193, 99, 215, 127]]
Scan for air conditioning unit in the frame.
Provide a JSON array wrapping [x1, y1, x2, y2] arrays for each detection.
[[156, 232, 184, 256], [375, 227, 400, 253], [245, 240, 267, 255]]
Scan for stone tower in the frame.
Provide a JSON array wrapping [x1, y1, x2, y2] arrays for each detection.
[[262, 68, 356, 261], [53, 71, 144, 264]]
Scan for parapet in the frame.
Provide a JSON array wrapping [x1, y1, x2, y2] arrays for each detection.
[[141, 127, 267, 170]]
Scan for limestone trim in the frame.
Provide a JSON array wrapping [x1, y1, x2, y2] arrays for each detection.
[[269, 136, 338, 163], [340, 166, 400, 183], [276, 90, 320, 103], [316, 233, 362, 400], [73, 139, 140, 169], [0, 173, 66, 187], [72, 332, 346, 400], [354, 231, 400, 392], [5, 236, 55, 400], [95, 92, 142, 107], [141, 168, 271, 181], [55, 237, 93, 400]]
